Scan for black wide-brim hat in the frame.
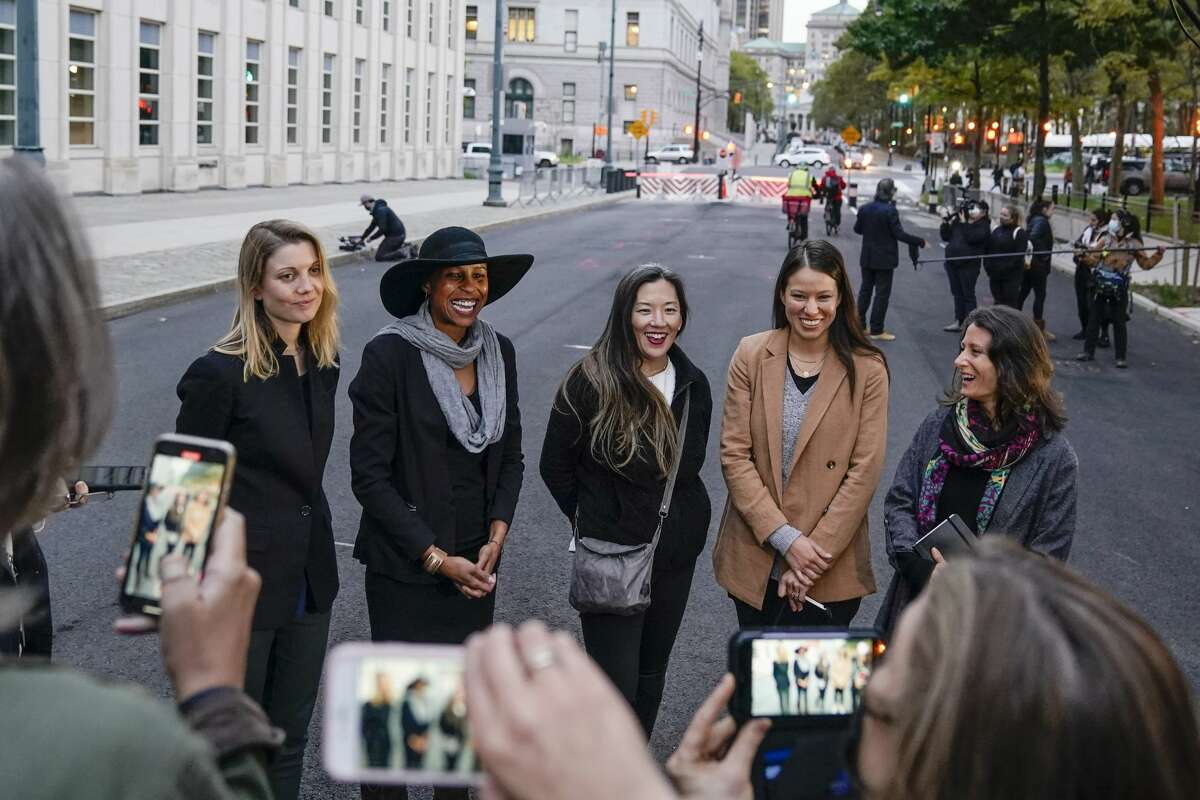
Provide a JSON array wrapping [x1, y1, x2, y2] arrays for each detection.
[[380, 226, 534, 319]]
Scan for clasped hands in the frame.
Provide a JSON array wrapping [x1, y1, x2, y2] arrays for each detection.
[[440, 519, 509, 600], [777, 536, 834, 612]]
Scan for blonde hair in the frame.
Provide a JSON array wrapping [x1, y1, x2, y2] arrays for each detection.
[[215, 220, 341, 381]]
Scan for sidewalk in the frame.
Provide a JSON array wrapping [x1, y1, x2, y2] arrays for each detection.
[[83, 177, 623, 317]]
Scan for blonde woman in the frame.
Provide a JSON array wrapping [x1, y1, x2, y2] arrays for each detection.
[[176, 218, 341, 800]]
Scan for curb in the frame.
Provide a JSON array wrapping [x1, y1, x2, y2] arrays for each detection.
[[906, 202, 1200, 339], [101, 191, 629, 321]]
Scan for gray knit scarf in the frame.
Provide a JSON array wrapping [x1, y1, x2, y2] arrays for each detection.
[[376, 301, 506, 453]]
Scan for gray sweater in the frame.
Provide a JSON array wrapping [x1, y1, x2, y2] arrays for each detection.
[[884, 407, 1078, 565]]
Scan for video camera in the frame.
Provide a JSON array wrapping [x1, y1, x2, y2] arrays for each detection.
[[941, 197, 974, 222]]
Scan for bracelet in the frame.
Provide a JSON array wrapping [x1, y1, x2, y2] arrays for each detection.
[[422, 546, 448, 575]]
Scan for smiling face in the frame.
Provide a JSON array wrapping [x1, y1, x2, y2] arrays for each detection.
[[781, 266, 838, 343], [999, 207, 1014, 226], [425, 262, 489, 338], [630, 279, 682, 369], [954, 324, 999, 411], [253, 241, 325, 329]]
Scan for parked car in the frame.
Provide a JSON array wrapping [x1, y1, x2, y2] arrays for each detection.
[[1116, 157, 1192, 195], [774, 146, 832, 169], [534, 149, 559, 168], [645, 143, 695, 164], [843, 147, 873, 170], [463, 142, 492, 156]]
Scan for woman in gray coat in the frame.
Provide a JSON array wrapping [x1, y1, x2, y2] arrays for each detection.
[[877, 305, 1077, 636]]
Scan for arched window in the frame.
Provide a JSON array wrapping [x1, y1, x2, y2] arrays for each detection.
[[506, 78, 534, 120]]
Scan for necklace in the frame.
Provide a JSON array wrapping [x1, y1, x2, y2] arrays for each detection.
[[788, 349, 828, 379]]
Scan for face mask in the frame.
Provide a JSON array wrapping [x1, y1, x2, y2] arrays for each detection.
[[1108, 218, 1121, 236], [969, 206, 985, 220]]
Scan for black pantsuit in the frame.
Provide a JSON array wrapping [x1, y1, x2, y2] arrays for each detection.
[[540, 347, 713, 738], [176, 342, 340, 800], [1019, 266, 1050, 319]]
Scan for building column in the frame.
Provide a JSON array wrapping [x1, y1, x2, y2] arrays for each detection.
[[264, 0, 289, 186], [301, 6, 322, 184], [164, 3, 199, 191], [217, 0, 246, 189], [101, 6, 139, 194]]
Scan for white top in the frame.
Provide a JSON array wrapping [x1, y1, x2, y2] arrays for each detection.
[[647, 360, 676, 404]]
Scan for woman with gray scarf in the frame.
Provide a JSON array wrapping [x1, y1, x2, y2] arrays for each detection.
[[349, 226, 531, 800]]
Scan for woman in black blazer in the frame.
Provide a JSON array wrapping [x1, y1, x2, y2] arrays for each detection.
[[349, 227, 529, 800], [539, 265, 713, 737], [176, 219, 341, 800]]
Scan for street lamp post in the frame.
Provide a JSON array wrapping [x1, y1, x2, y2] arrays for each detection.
[[592, 41, 606, 158], [691, 22, 704, 163], [484, 0, 506, 206], [14, 0, 42, 163], [604, 0, 616, 172]]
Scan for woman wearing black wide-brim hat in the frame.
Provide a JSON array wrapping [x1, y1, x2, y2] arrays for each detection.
[[349, 226, 531, 800]]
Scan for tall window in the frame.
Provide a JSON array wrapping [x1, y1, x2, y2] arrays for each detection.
[[286, 47, 300, 144], [505, 77, 532, 119], [424, 71, 433, 144], [404, 68, 413, 143], [196, 32, 216, 145], [137, 22, 161, 146], [383, 0, 391, 31], [352, 59, 364, 144], [427, 1, 435, 43], [356, 0, 365, 24], [406, 0, 414, 37], [465, 5, 477, 39], [245, 40, 262, 145], [626, 12, 639, 47], [321, 53, 334, 144], [506, 8, 535, 42], [0, 0, 13, 147], [463, 78, 475, 118], [624, 83, 637, 101], [324, 1, 334, 16], [68, 9, 97, 146], [444, 73, 452, 144], [380, 64, 391, 144], [563, 10, 577, 52], [446, 0, 455, 47], [562, 81, 575, 123]]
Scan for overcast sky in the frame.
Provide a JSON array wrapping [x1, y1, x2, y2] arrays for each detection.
[[782, 0, 864, 43]]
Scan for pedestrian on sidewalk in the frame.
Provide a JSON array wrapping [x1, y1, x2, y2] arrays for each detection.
[[540, 264, 712, 737], [985, 205, 1028, 309], [853, 178, 927, 341], [991, 163, 1005, 192], [876, 305, 1077, 638], [1071, 208, 1111, 346], [940, 200, 991, 332], [1075, 209, 1164, 369], [176, 219, 342, 800], [350, 226, 530, 799], [1020, 199, 1057, 341], [715, 241, 889, 630], [360, 195, 409, 261]]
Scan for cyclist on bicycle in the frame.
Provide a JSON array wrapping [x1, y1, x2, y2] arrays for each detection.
[[817, 166, 846, 228], [785, 165, 814, 241]]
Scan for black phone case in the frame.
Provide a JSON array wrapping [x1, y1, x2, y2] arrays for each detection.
[[914, 513, 976, 561]]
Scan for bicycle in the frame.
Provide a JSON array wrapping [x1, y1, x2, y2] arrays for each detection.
[[824, 199, 841, 237], [782, 195, 811, 249]]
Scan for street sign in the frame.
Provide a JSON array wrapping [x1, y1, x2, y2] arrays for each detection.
[[927, 131, 946, 154], [841, 125, 861, 145], [629, 120, 648, 140]]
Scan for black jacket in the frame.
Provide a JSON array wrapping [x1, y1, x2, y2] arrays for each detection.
[[939, 215, 990, 270], [0, 529, 52, 657], [854, 200, 924, 271], [985, 223, 1029, 279], [176, 345, 340, 631], [539, 347, 713, 570], [1026, 213, 1054, 270], [349, 333, 523, 583], [363, 199, 406, 242]]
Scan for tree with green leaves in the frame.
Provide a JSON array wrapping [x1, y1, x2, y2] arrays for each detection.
[[809, 50, 890, 133], [727, 52, 773, 134]]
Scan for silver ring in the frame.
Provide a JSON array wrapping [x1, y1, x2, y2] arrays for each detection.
[[525, 646, 557, 673]]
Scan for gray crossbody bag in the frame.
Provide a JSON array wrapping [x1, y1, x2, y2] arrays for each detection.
[[568, 388, 691, 616]]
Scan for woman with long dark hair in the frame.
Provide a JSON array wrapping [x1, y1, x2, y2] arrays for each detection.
[[540, 264, 712, 736], [878, 304, 1077, 636], [715, 240, 889, 628]]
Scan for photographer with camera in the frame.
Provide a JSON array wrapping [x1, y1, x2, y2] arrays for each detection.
[[939, 200, 991, 333], [463, 539, 1200, 800], [0, 156, 279, 800]]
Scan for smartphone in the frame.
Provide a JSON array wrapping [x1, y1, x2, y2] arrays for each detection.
[[728, 629, 885, 725], [323, 642, 480, 787], [118, 434, 235, 616]]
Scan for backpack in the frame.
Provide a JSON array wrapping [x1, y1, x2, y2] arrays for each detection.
[[824, 174, 839, 191]]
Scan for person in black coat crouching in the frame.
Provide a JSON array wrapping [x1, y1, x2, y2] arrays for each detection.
[[985, 204, 1029, 309], [350, 227, 530, 800], [176, 219, 342, 800], [940, 200, 991, 332], [540, 264, 713, 737]]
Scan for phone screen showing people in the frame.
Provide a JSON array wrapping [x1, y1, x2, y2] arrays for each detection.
[[120, 435, 232, 615], [750, 636, 878, 718], [323, 643, 480, 787]]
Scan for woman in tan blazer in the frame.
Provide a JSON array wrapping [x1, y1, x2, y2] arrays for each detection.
[[714, 240, 889, 627]]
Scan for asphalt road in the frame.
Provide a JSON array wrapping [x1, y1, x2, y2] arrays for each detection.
[[42, 194, 1200, 798]]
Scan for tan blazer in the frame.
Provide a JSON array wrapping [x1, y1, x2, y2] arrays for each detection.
[[713, 328, 889, 609]]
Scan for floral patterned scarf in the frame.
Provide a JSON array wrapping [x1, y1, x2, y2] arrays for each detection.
[[916, 398, 1041, 535]]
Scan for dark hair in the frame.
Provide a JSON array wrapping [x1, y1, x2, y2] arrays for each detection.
[[560, 264, 688, 477], [942, 306, 1065, 432], [1113, 208, 1142, 240], [1028, 198, 1050, 218], [772, 240, 886, 393], [1089, 207, 1111, 225], [0, 157, 114, 536], [875, 178, 896, 202], [974, 200, 989, 214]]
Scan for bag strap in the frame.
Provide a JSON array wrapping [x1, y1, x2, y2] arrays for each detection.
[[654, 386, 692, 535]]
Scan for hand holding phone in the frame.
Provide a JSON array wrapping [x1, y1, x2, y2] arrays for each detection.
[[665, 674, 769, 800]]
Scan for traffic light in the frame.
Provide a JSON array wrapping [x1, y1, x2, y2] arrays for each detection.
[[733, 91, 743, 104]]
